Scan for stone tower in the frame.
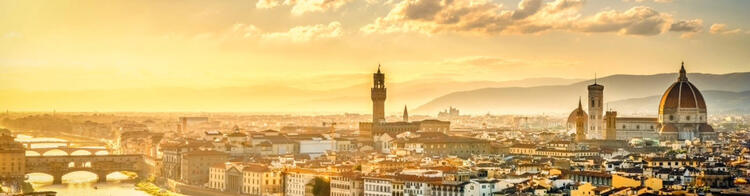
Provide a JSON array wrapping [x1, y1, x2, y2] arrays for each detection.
[[403, 105, 408, 122], [588, 77, 604, 139], [372, 65, 386, 123], [605, 110, 617, 140], [575, 99, 587, 142]]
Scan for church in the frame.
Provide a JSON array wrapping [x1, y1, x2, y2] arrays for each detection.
[[567, 63, 717, 141]]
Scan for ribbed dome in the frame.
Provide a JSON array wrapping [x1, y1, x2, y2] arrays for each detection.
[[658, 64, 707, 114], [567, 99, 588, 125]]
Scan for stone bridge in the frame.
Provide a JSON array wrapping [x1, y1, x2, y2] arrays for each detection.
[[25, 155, 148, 184], [18, 141, 108, 148], [26, 147, 112, 156]]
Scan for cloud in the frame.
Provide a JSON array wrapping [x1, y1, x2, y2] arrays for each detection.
[[709, 23, 742, 35], [223, 22, 343, 43], [512, 0, 544, 20], [262, 22, 343, 42], [669, 19, 702, 38], [575, 6, 671, 35], [623, 0, 673, 3], [361, 0, 586, 35], [255, 0, 354, 15], [361, 0, 693, 36], [231, 24, 262, 38]]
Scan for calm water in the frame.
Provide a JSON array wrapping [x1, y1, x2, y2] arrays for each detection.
[[16, 134, 149, 196]]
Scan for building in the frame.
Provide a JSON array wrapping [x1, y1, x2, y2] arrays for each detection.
[[180, 150, 228, 185], [208, 162, 283, 196], [604, 111, 617, 140], [161, 141, 206, 180], [568, 171, 612, 186], [364, 176, 394, 196], [208, 162, 242, 193], [179, 117, 209, 134], [429, 181, 469, 196], [390, 132, 490, 158], [567, 63, 717, 142], [568, 99, 588, 142], [283, 168, 328, 196], [243, 164, 282, 196], [0, 128, 25, 190], [657, 63, 717, 141], [588, 80, 604, 139], [372, 65, 386, 123], [437, 107, 460, 120], [615, 117, 660, 141], [359, 66, 450, 145], [331, 172, 364, 196]]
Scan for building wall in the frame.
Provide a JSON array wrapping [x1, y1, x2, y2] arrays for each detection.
[[284, 171, 317, 196], [180, 152, 227, 185], [364, 177, 393, 196]]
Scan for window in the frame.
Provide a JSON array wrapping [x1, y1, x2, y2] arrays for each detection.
[[669, 115, 674, 121], [686, 116, 691, 120]]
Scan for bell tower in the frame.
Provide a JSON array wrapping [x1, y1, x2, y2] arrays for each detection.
[[588, 75, 604, 139], [372, 65, 386, 123]]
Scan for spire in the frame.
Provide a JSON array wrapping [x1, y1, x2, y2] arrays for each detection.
[[578, 97, 582, 109], [377, 64, 381, 74], [594, 73, 597, 85], [403, 105, 409, 122], [679, 61, 688, 81]]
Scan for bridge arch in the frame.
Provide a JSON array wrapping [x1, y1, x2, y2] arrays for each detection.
[[26, 151, 41, 156], [104, 171, 140, 182], [25, 172, 54, 184], [41, 149, 69, 156], [61, 171, 100, 184], [70, 149, 93, 156]]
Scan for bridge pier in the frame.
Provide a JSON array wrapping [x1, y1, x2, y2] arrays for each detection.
[[97, 171, 108, 183], [52, 173, 63, 185]]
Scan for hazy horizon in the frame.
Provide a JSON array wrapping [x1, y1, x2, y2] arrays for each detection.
[[2, 0, 749, 113]]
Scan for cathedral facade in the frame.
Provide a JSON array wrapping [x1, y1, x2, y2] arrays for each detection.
[[567, 63, 716, 141]]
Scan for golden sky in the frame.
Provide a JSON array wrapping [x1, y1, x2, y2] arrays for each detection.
[[1, 0, 749, 112]]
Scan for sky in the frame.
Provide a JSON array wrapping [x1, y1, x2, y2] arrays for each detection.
[[1, 0, 749, 112]]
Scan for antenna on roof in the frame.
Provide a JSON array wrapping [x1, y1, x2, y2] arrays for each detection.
[[594, 72, 596, 84]]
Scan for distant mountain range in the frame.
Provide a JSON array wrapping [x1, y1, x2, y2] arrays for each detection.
[[413, 72, 750, 115], [4, 71, 749, 116], [607, 90, 750, 115]]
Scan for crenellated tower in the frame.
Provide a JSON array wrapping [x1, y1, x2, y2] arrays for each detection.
[[372, 65, 387, 123]]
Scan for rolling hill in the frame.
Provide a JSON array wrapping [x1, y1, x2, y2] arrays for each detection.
[[413, 72, 750, 115]]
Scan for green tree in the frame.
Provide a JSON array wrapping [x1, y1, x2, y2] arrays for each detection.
[[311, 177, 330, 196], [21, 182, 34, 193]]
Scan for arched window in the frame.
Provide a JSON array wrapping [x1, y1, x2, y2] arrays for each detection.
[[686, 116, 691, 121], [669, 115, 674, 121]]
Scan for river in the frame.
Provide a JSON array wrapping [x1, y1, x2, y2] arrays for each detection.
[[16, 134, 150, 196]]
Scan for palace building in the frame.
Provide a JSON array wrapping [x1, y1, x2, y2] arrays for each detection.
[[359, 66, 450, 145], [567, 62, 716, 141]]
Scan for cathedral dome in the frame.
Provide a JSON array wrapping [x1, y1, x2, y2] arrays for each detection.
[[658, 64, 707, 115], [567, 100, 588, 125]]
